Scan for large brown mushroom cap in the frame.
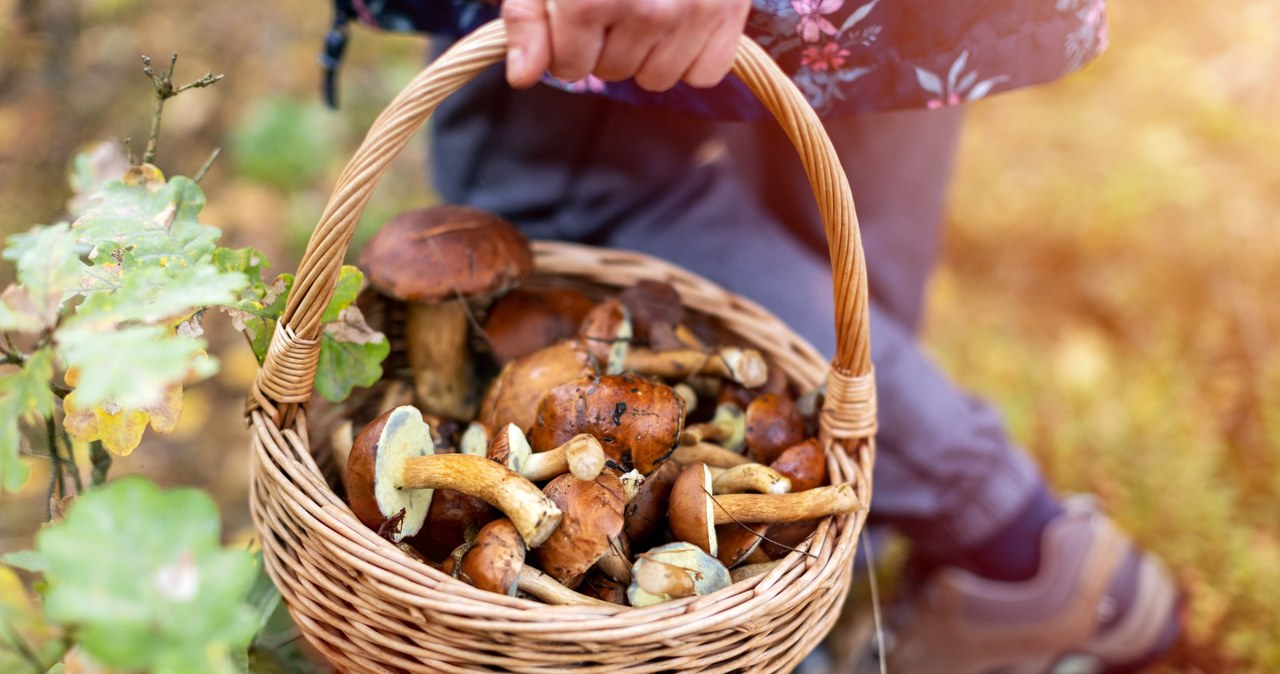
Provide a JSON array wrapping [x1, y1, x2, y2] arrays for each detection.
[[359, 205, 533, 303], [534, 472, 625, 588], [460, 519, 526, 596], [529, 373, 685, 474]]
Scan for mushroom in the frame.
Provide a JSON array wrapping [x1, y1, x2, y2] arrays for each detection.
[[578, 298, 633, 373], [487, 423, 607, 482], [711, 463, 791, 496], [620, 345, 768, 388], [667, 463, 862, 557], [448, 527, 612, 606], [459, 519, 525, 595], [479, 339, 595, 433], [669, 442, 752, 468], [710, 464, 790, 569], [528, 373, 685, 474], [481, 288, 596, 365], [744, 393, 807, 464], [627, 542, 731, 607], [346, 405, 561, 546], [359, 205, 533, 420], [516, 566, 614, 607], [534, 471, 626, 588], [623, 459, 681, 548], [680, 402, 745, 449], [769, 438, 827, 492]]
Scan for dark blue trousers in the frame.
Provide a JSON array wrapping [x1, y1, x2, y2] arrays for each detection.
[[428, 63, 1041, 560]]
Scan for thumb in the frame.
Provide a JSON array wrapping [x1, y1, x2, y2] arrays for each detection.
[[502, 0, 551, 88]]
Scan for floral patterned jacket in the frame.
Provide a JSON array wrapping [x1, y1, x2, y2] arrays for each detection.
[[333, 0, 1107, 119]]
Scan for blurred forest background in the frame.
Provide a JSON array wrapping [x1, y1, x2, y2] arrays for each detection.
[[1, 0, 1277, 672]]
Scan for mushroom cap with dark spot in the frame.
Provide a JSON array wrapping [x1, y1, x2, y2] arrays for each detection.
[[359, 205, 533, 303]]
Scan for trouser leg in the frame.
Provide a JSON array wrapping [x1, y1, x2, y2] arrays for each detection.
[[428, 63, 1040, 559]]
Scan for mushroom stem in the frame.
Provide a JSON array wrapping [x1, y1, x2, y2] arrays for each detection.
[[633, 558, 695, 598], [708, 483, 862, 525], [596, 539, 633, 585], [517, 567, 614, 607], [623, 346, 768, 388], [680, 403, 744, 448], [399, 454, 562, 547], [406, 301, 475, 420], [526, 434, 607, 482], [670, 442, 751, 468], [712, 464, 791, 496]]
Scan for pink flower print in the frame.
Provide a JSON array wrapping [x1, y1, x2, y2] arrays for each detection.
[[792, 0, 843, 43], [925, 93, 962, 109], [801, 41, 852, 72]]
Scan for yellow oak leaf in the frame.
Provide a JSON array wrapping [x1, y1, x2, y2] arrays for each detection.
[[62, 378, 183, 456]]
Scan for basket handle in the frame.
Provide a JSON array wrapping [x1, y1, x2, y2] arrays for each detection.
[[250, 20, 875, 441]]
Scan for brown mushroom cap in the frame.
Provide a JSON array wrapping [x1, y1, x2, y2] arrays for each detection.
[[482, 288, 596, 365], [624, 459, 681, 546], [412, 489, 499, 561], [578, 298, 633, 373], [460, 519, 526, 596], [769, 438, 827, 492], [668, 463, 718, 556], [529, 373, 685, 474], [534, 472, 626, 588], [744, 393, 806, 464], [479, 339, 595, 432], [359, 205, 533, 303]]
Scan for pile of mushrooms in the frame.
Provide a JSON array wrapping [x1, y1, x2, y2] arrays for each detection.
[[345, 205, 863, 607]]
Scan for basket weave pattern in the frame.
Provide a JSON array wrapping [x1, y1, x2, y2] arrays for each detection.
[[248, 21, 876, 672]]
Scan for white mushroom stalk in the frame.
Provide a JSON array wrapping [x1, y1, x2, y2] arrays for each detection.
[[490, 424, 607, 482]]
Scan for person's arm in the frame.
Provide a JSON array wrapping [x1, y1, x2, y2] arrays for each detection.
[[501, 0, 751, 92]]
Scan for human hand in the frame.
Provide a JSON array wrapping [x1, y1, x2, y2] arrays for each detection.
[[501, 0, 752, 92]]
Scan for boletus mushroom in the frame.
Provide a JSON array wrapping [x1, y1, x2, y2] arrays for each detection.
[[744, 393, 807, 464], [359, 206, 533, 420], [627, 541, 731, 607], [529, 373, 685, 474], [481, 288, 596, 365], [487, 423, 607, 482], [667, 463, 862, 557], [534, 471, 627, 588], [479, 339, 595, 433], [346, 406, 561, 546]]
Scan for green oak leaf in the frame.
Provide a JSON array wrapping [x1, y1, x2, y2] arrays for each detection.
[[316, 306, 390, 402], [70, 176, 221, 269], [0, 348, 55, 493], [71, 263, 247, 328], [222, 273, 292, 365], [2, 224, 84, 329], [35, 476, 258, 674], [314, 267, 387, 402], [55, 324, 215, 409]]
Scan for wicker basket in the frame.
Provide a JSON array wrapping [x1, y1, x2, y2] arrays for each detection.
[[247, 19, 877, 673]]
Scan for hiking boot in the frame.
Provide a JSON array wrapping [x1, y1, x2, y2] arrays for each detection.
[[855, 496, 1182, 674]]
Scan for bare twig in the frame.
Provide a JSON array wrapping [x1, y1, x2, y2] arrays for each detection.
[[193, 146, 221, 183], [46, 416, 63, 519], [139, 52, 223, 165]]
